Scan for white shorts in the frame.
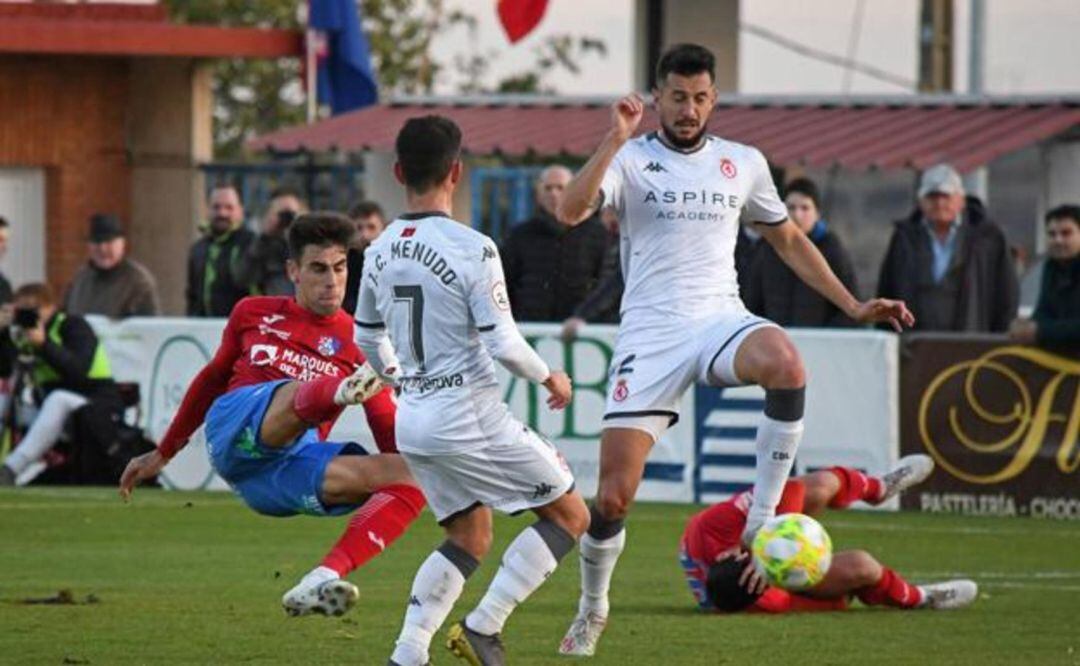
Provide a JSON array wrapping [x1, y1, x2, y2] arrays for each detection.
[[603, 310, 778, 441], [401, 428, 575, 524]]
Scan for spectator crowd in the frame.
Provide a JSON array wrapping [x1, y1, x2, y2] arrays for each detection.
[[0, 160, 1077, 487]]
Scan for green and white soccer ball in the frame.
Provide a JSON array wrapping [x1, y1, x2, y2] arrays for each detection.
[[751, 513, 833, 590]]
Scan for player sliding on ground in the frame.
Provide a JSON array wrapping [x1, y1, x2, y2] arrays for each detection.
[[355, 116, 589, 666], [680, 454, 978, 613], [119, 213, 425, 618], [555, 43, 916, 656]]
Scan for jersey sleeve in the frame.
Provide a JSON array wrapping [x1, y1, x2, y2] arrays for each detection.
[[467, 240, 550, 383], [157, 305, 243, 459], [353, 247, 401, 380], [742, 147, 788, 225], [598, 147, 628, 217]]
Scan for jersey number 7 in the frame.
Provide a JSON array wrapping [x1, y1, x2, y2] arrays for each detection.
[[393, 284, 426, 373]]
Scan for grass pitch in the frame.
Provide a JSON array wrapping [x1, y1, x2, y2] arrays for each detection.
[[1, 488, 1077, 665]]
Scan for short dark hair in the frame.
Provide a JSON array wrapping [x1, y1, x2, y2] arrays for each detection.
[[705, 555, 764, 613], [14, 282, 56, 307], [784, 178, 821, 209], [1046, 204, 1080, 228], [0, 215, 9, 229], [656, 43, 716, 84], [395, 115, 462, 193], [269, 185, 303, 202], [286, 212, 355, 261], [348, 200, 386, 222], [210, 183, 243, 206]]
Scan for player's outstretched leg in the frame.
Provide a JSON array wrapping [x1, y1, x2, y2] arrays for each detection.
[[450, 491, 589, 665], [284, 455, 426, 617], [810, 550, 977, 611], [560, 428, 652, 657], [727, 328, 806, 545]]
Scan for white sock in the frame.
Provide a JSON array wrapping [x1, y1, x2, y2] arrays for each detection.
[[466, 527, 560, 636], [302, 565, 339, 586], [390, 550, 467, 666], [3, 390, 87, 474], [744, 416, 804, 539], [577, 530, 626, 617]]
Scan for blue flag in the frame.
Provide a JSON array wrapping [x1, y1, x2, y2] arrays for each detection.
[[309, 0, 378, 115]]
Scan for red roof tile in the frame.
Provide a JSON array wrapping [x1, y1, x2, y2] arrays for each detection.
[[250, 97, 1080, 172]]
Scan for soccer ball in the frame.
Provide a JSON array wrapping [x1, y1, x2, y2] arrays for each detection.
[[751, 513, 833, 590]]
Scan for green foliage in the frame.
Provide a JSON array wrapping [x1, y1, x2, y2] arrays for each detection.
[[165, 0, 606, 157]]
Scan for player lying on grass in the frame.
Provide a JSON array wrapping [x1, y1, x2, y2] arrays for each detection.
[[119, 213, 426, 618], [680, 455, 978, 613]]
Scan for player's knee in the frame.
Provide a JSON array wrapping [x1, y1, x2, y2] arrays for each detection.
[[560, 498, 591, 538], [759, 345, 805, 390], [595, 486, 632, 521]]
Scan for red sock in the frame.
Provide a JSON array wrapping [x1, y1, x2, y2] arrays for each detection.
[[856, 567, 923, 609], [828, 467, 883, 508], [293, 375, 345, 424], [320, 484, 425, 576], [362, 387, 398, 453]]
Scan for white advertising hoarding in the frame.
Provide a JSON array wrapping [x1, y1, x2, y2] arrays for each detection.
[[93, 318, 897, 507]]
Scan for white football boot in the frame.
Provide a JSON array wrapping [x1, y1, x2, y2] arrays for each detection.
[[334, 362, 384, 406], [558, 611, 607, 657], [282, 567, 359, 617], [917, 580, 979, 610], [874, 454, 935, 504]]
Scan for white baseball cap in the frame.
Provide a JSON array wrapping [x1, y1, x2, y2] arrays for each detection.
[[918, 164, 965, 198]]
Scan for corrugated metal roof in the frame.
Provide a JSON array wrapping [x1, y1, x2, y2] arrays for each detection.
[[250, 96, 1080, 172]]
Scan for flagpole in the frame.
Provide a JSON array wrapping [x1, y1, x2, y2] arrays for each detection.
[[305, 27, 317, 124]]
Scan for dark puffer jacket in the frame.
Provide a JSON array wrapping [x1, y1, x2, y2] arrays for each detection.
[[500, 212, 609, 322]]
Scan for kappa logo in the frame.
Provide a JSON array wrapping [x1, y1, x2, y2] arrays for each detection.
[[250, 344, 279, 366], [720, 158, 737, 179], [482, 245, 497, 262], [644, 161, 666, 173], [408, 595, 421, 607], [532, 482, 554, 499]]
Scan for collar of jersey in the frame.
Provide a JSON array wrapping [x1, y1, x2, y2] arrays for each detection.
[[399, 211, 452, 221], [649, 130, 711, 155]]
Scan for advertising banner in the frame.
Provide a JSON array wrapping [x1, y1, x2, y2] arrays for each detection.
[[93, 318, 898, 506], [900, 335, 1080, 520]]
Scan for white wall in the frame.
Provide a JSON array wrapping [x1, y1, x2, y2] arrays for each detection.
[[0, 168, 46, 287]]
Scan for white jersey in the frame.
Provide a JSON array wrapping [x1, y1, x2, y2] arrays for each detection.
[[600, 132, 788, 324], [356, 213, 543, 455]]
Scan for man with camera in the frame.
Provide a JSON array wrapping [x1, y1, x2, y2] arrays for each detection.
[[0, 283, 122, 485], [236, 186, 307, 297]]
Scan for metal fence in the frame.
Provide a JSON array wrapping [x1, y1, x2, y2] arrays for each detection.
[[470, 166, 543, 240], [200, 158, 365, 224]]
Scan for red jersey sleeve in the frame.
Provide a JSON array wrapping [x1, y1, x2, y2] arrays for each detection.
[[157, 310, 244, 459]]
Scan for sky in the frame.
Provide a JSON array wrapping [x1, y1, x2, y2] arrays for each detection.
[[429, 0, 1080, 97]]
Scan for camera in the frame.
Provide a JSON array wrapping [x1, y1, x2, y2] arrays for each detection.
[[14, 307, 39, 329]]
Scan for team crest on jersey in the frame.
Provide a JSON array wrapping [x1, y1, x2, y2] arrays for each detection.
[[317, 336, 342, 357], [401, 227, 416, 237], [612, 378, 629, 402], [491, 280, 510, 311], [720, 158, 737, 179]]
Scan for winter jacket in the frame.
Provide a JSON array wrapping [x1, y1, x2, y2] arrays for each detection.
[[877, 197, 1018, 332]]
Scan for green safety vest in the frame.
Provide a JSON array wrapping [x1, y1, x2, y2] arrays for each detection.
[[27, 313, 113, 386]]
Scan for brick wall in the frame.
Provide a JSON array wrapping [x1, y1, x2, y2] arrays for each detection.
[[0, 54, 132, 292]]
